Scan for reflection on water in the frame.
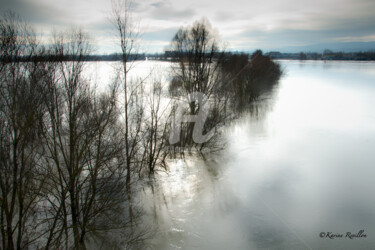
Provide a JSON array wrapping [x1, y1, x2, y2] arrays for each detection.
[[139, 60, 375, 249]]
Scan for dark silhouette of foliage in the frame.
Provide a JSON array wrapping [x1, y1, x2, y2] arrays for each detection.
[[220, 50, 282, 112]]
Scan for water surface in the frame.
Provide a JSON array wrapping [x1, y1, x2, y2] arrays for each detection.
[[137, 60, 375, 250]]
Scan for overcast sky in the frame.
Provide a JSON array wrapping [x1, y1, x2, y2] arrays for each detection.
[[2, 0, 375, 53]]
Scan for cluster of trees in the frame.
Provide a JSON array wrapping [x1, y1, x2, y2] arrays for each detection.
[[0, 9, 282, 250], [0, 10, 165, 249], [168, 19, 282, 153], [220, 50, 282, 112]]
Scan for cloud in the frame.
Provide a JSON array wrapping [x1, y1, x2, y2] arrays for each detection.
[[2, 0, 375, 53], [216, 0, 375, 51], [0, 0, 65, 25], [235, 24, 375, 51], [148, 0, 196, 20], [150, 1, 164, 8]]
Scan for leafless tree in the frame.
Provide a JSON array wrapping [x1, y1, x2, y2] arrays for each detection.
[[170, 18, 224, 102], [139, 75, 172, 177], [111, 0, 142, 218], [168, 18, 228, 152], [0, 11, 48, 249], [34, 29, 140, 249], [1, 7, 176, 249], [111, 6, 178, 246]]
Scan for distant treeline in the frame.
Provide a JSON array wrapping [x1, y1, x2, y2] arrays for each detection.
[[266, 50, 375, 61], [0, 53, 146, 62], [4, 50, 375, 62], [138, 50, 375, 61]]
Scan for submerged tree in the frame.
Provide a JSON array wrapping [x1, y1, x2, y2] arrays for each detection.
[[168, 18, 228, 152], [111, 0, 146, 227], [168, 20, 282, 153], [140, 75, 171, 177], [33, 29, 141, 249], [0, 8, 283, 249], [220, 50, 282, 113], [112, 0, 172, 176], [0, 12, 48, 249], [169, 18, 224, 101]]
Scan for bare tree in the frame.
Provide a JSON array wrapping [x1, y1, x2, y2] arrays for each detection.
[[36, 29, 137, 249], [0, 11, 47, 249], [111, 0, 143, 222], [139, 75, 171, 177], [168, 18, 228, 152], [1, 8, 173, 249]]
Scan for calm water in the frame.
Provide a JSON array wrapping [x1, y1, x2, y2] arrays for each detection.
[[90, 60, 375, 249]]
